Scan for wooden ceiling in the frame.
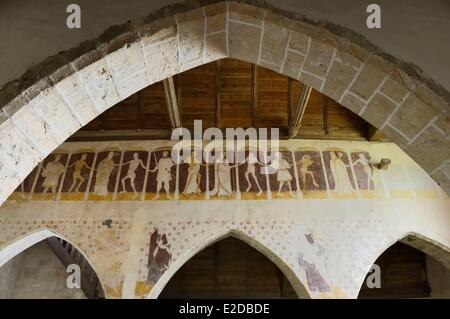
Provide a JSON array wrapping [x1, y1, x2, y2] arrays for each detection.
[[72, 58, 384, 141]]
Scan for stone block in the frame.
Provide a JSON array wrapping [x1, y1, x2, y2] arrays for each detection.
[[413, 82, 450, 115], [7, 103, 60, 155], [431, 164, 450, 196], [281, 51, 304, 79], [114, 71, 150, 99], [144, 38, 180, 83], [322, 51, 361, 102], [340, 93, 366, 115], [380, 124, 409, 147], [379, 78, 409, 104], [228, 3, 265, 26], [0, 119, 43, 178], [389, 95, 438, 140], [261, 14, 290, 67], [434, 116, 450, 137], [139, 17, 177, 46], [404, 126, 450, 172], [176, 9, 205, 66], [302, 39, 335, 78], [288, 30, 309, 55], [228, 22, 262, 64], [299, 72, 323, 91], [54, 75, 98, 126], [32, 88, 82, 142], [77, 59, 120, 112], [106, 42, 146, 83], [0, 156, 20, 200], [205, 32, 227, 62], [204, 3, 226, 34], [362, 93, 397, 128], [349, 63, 386, 101]]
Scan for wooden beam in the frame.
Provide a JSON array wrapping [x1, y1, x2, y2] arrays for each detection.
[[288, 84, 312, 138], [163, 76, 181, 129], [216, 60, 221, 128], [251, 64, 258, 128], [68, 129, 172, 141], [367, 124, 385, 141], [287, 78, 292, 126], [323, 95, 330, 135]]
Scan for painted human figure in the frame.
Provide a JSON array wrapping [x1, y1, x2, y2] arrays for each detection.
[[150, 151, 174, 200], [41, 154, 65, 199], [120, 152, 147, 198], [210, 153, 233, 197], [93, 151, 119, 196], [182, 151, 202, 196], [68, 154, 91, 193], [275, 152, 294, 197], [147, 230, 172, 285], [299, 154, 319, 189], [244, 152, 263, 196], [329, 151, 354, 194], [298, 253, 331, 293], [352, 153, 373, 189]]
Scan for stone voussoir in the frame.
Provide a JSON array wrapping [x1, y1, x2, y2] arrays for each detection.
[[388, 94, 439, 140], [176, 8, 206, 67]]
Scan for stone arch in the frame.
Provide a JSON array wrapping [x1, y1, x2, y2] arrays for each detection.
[[0, 1, 448, 205], [0, 227, 107, 297], [355, 231, 450, 297], [147, 228, 311, 299]]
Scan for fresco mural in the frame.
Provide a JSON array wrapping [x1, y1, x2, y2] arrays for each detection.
[[147, 229, 172, 286], [7, 141, 442, 202]]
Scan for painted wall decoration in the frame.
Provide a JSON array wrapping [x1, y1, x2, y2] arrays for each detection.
[[147, 229, 172, 286], [7, 140, 445, 202]]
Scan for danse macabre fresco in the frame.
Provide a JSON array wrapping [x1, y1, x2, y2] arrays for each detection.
[[145, 149, 177, 200], [350, 151, 375, 198], [89, 150, 122, 200], [294, 149, 327, 199], [8, 143, 389, 202], [33, 153, 69, 200], [238, 150, 268, 200], [323, 149, 357, 199], [117, 150, 149, 200], [267, 150, 298, 198], [61, 151, 96, 200]]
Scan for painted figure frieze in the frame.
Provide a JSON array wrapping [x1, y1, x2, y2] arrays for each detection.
[[7, 141, 443, 202]]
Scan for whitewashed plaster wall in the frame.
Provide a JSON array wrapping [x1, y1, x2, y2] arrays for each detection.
[[0, 140, 448, 299]]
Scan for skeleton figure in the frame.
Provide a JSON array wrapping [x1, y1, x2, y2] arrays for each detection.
[[120, 152, 147, 198], [244, 152, 263, 196], [150, 151, 174, 200], [68, 154, 91, 193], [41, 154, 65, 199], [299, 154, 319, 190]]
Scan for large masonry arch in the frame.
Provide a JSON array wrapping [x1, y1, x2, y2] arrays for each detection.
[[0, 1, 449, 206], [355, 232, 450, 298], [147, 228, 311, 299], [0, 228, 106, 298]]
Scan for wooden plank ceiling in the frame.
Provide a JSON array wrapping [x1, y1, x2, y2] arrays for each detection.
[[74, 58, 384, 141]]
